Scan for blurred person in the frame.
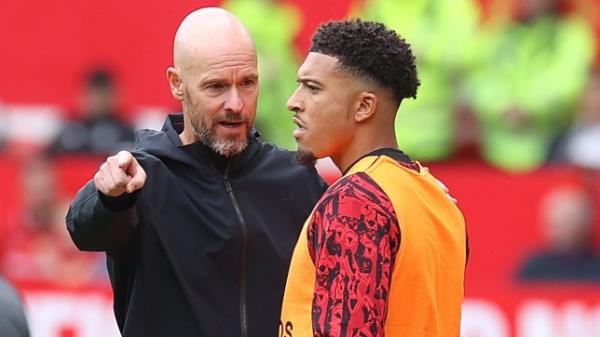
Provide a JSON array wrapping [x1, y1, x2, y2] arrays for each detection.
[[280, 19, 468, 337], [549, 69, 600, 169], [226, 0, 302, 149], [48, 67, 135, 155], [465, 0, 596, 172], [362, 0, 483, 162], [0, 276, 30, 337], [66, 8, 325, 337], [0, 157, 104, 286], [518, 186, 600, 280]]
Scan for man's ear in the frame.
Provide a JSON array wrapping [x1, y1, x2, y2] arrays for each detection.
[[354, 92, 377, 123], [167, 67, 184, 100]]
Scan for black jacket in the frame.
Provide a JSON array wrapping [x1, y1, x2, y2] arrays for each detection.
[[66, 114, 326, 337], [0, 276, 30, 337]]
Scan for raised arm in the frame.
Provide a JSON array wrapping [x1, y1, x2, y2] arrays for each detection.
[[66, 151, 146, 252]]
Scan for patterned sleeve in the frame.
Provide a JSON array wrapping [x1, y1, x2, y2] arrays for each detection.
[[308, 172, 401, 337]]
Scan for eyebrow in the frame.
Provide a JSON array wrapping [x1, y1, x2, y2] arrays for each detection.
[[200, 73, 259, 84], [297, 77, 322, 86], [198, 78, 225, 89], [201, 77, 225, 83], [244, 74, 259, 81]]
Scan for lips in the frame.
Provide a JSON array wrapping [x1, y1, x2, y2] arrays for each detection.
[[292, 116, 307, 140], [216, 115, 248, 130], [293, 116, 306, 129], [219, 121, 244, 128], [214, 119, 248, 134]]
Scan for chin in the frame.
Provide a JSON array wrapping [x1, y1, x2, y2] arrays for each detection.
[[294, 148, 317, 166]]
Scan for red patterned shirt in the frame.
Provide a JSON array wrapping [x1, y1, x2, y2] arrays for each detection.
[[308, 172, 400, 337]]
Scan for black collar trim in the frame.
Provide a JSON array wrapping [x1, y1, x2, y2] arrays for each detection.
[[343, 148, 417, 175]]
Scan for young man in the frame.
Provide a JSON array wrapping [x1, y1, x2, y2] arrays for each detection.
[[66, 8, 325, 337], [280, 19, 468, 337]]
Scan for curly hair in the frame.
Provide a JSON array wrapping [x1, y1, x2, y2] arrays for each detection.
[[310, 18, 420, 103]]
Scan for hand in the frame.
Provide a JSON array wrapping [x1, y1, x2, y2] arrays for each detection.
[[94, 151, 147, 197]]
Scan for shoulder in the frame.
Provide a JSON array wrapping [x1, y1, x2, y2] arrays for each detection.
[[0, 277, 25, 314], [255, 143, 320, 178], [323, 172, 390, 204], [129, 129, 171, 163], [308, 173, 401, 261], [0, 278, 20, 304], [315, 172, 396, 220], [249, 143, 327, 196], [132, 129, 165, 150], [255, 141, 294, 162], [0, 277, 29, 336]]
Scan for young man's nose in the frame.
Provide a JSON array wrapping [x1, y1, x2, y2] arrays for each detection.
[[287, 89, 303, 113]]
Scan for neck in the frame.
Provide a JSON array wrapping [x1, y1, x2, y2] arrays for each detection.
[[179, 116, 198, 145], [332, 128, 398, 173]]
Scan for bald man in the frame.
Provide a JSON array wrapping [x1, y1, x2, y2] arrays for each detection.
[[66, 8, 326, 337]]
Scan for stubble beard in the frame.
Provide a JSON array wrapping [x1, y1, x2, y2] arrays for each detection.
[[184, 98, 250, 157], [294, 148, 317, 166]]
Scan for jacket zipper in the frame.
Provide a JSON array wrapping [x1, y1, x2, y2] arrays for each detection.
[[224, 161, 248, 337]]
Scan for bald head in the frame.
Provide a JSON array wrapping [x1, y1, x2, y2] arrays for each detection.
[[173, 7, 256, 71], [166, 7, 259, 153]]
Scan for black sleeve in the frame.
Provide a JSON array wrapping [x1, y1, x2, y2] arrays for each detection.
[[66, 180, 139, 252], [0, 277, 30, 337], [310, 165, 329, 196]]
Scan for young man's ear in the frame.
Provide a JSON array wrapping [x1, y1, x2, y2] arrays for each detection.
[[167, 67, 184, 100], [354, 92, 377, 123]]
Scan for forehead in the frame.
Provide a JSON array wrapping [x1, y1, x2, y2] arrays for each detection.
[[202, 52, 257, 74], [297, 52, 342, 79], [184, 40, 257, 73], [187, 56, 257, 83]]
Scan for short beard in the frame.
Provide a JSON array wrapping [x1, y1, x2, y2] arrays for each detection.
[[294, 149, 317, 166], [194, 120, 249, 157], [183, 90, 250, 157]]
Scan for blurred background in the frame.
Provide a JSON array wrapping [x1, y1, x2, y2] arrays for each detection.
[[1, 0, 600, 336]]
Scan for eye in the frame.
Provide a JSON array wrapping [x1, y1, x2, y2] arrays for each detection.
[[242, 78, 256, 88], [208, 83, 224, 90], [306, 83, 320, 94]]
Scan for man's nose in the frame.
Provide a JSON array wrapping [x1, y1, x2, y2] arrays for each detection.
[[287, 89, 302, 113], [224, 87, 244, 113]]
